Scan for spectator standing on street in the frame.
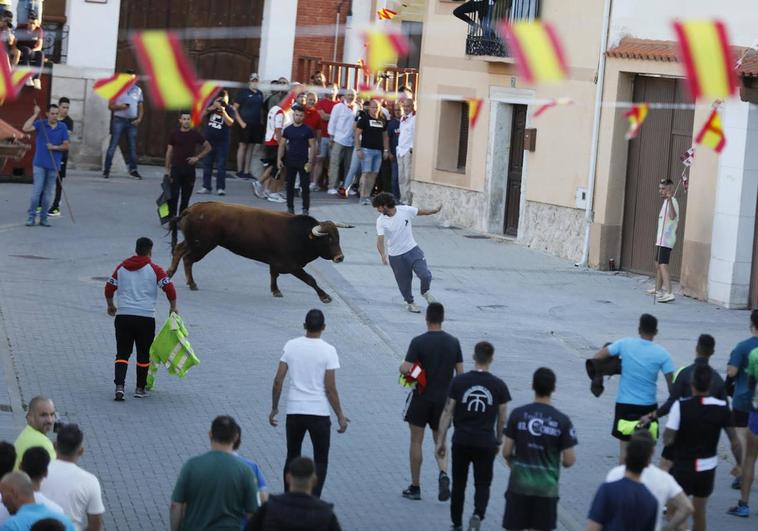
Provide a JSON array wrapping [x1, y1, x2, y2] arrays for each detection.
[[604, 430, 693, 531], [400, 303, 462, 501], [255, 80, 290, 203], [198, 90, 236, 196], [233, 73, 265, 180], [373, 192, 442, 312], [47, 97, 73, 217], [14, 396, 56, 468], [396, 97, 416, 205], [593, 313, 674, 463], [103, 75, 143, 179], [14, 448, 64, 518], [104, 237, 177, 401], [164, 111, 211, 217], [386, 101, 402, 199], [355, 99, 389, 205], [278, 105, 316, 215], [648, 179, 679, 303], [586, 433, 658, 531], [0, 472, 74, 531], [269, 309, 349, 498], [41, 425, 105, 531], [502, 368, 577, 531], [664, 365, 742, 531], [312, 84, 339, 191], [171, 416, 259, 531], [15, 12, 43, 90], [436, 341, 510, 531], [22, 103, 69, 227], [0, 441, 15, 480], [245, 457, 341, 531], [326, 89, 357, 194]]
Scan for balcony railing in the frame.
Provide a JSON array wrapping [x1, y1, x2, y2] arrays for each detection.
[[464, 0, 541, 58]]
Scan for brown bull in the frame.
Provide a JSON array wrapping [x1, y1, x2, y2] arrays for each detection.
[[167, 202, 353, 303]]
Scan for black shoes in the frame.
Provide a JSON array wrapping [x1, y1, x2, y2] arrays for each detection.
[[402, 484, 421, 500], [129, 170, 143, 180], [438, 472, 451, 502]]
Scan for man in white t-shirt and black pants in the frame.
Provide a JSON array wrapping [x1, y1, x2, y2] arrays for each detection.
[[648, 179, 679, 303], [373, 192, 442, 313], [269, 309, 349, 498]]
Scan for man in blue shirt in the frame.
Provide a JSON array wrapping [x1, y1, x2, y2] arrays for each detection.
[[0, 471, 74, 530], [233, 73, 264, 180], [594, 313, 674, 464], [22, 103, 70, 227]]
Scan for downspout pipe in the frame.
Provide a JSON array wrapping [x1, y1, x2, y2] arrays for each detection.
[[334, 2, 344, 62], [577, 0, 613, 267]]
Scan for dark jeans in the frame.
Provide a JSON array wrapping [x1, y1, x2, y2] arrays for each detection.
[[114, 315, 155, 388], [40, 152, 66, 211], [451, 444, 496, 527], [168, 166, 196, 217], [390, 157, 400, 199], [453, 0, 490, 26], [284, 414, 331, 497], [203, 139, 229, 191], [105, 117, 138, 172], [18, 46, 43, 79], [285, 162, 310, 212]]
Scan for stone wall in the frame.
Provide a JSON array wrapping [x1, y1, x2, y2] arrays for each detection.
[[411, 181, 488, 232], [520, 201, 585, 262]]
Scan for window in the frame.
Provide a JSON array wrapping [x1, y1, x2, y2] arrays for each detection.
[[436, 101, 469, 173], [463, 0, 541, 58], [398, 21, 422, 69]]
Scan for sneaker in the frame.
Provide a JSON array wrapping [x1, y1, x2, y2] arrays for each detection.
[[48, 208, 61, 217], [467, 514, 482, 531], [360, 198, 371, 205], [39, 219, 51, 227], [252, 180, 266, 198], [129, 170, 143, 180], [309, 183, 319, 192], [732, 477, 742, 490], [287, 208, 295, 215], [657, 292, 675, 303], [36, 206, 41, 213], [235, 171, 245, 179], [25, 217, 35, 227], [645, 288, 659, 295], [327, 188, 338, 195], [216, 189, 226, 196], [407, 302, 421, 313], [197, 187, 211, 194], [103, 171, 110, 179], [438, 472, 451, 502], [266, 192, 286, 203], [450, 527, 463, 531], [24, 77, 34, 87], [242, 172, 254, 180], [349, 188, 358, 196], [115, 385, 125, 401], [422, 291, 437, 304], [401, 485, 421, 500], [32, 78, 41, 90], [727, 501, 750, 518], [134, 387, 148, 398]]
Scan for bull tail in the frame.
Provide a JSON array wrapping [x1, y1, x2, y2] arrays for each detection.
[[168, 212, 186, 252]]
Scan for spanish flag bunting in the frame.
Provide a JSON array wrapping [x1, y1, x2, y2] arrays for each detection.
[[191, 81, 221, 127], [364, 29, 410, 72], [672, 20, 737, 100], [695, 109, 726, 153], [92, 73, 137, 103], [131, 30, 200, 109], [624, 103, 649, 139], [498, 21, 568, 84], [11, 67, 33, 95], [533, 97, 573, 118], [377, 8, 398, 21], [467, 98, 483, 129], [0, 45, 17, 102]]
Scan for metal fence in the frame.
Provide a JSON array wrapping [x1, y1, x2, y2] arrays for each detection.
[[464, 0, 541, 58]]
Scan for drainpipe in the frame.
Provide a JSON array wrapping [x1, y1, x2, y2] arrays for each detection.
[[334, 2, 344, 62], [577, 0, 613, 268]]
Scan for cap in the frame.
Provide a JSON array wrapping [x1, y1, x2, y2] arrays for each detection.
[[249, 73, 259, 81]]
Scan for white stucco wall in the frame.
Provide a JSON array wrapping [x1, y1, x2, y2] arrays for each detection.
[[259, 0, 299, 80], [65, 0, 121, 70], [343, 0, 372, 64]]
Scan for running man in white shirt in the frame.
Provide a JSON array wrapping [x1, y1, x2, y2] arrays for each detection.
[[649, 179, 679, 303], [269, 309, 349, 498], [373, 192, 442, 313]]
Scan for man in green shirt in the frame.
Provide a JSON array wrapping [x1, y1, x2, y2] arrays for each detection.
[[170, 416, 258, 530], [13, 396, 56, 469]]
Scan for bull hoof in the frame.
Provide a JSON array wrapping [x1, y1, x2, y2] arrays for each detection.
[[188, 282, 198, 291], [272, 290, 283, 298], [320, 294, 332, 303]]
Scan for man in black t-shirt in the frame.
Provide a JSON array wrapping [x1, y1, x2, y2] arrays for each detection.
[[200, 90, 236, 195], [436, 341, 510, 531], [355, 99, 389, 205], [400, 303, 463, 502], [278, 105, 316, 215], [164, 111, 211, 218]]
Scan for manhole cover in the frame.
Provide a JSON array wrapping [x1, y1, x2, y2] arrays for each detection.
[[91, 276, 109, 282], [464, 235, 490, 239], [9, 254, 52, 260]]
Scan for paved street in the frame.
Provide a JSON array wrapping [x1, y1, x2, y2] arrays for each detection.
[[0, 168, 756, 530]]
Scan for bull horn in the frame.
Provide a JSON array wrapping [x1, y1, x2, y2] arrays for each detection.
[[332, 223, 355, 228], [311, 225, 327, 237]]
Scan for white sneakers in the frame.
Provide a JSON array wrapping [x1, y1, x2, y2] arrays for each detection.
[[406, 302, 421, 313], [327, 188, 338, 195], [309, 183, 320, 192], [657, 292, 675, 303], [422, 291, 437, 304], [197, 187, 211, 194], [33, 78, 41, 90], [216, 189, 226, 196], [266, 192, 286, 203], [252, 180, 266, 198], [645, 288, 659, 295]]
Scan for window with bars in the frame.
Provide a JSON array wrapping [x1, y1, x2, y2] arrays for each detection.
[[462, 0, 541, 58]]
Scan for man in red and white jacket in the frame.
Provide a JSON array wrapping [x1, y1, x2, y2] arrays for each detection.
[[104, 237, 177, 401]]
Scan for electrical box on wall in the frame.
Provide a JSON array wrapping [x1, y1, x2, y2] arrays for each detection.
[[575, 187, 587, 209]]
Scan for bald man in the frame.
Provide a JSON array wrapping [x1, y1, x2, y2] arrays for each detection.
[[14, 397, 56, 469], [0, 471, 73, 530]]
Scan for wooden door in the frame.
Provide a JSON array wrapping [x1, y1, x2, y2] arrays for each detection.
[[115, 0, 264, 163], [621, 76, 692, 278], [505, 105, 527, 235]]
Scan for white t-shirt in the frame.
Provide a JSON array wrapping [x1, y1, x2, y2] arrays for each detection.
[[41, 460, 106, 531], [281, 337, 340, 416], [0, 492, 65, 525], [265, 105, 291, 146], [655, 197, 679, 248], [113, 85, 143, 120], [376, 205, 419, 257], [605, 464, 683, 531]]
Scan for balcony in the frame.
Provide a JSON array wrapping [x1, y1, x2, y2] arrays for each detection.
[[464, 0, 541, 58]]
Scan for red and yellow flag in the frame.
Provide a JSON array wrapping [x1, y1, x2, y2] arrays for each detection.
[[93, 73, 137, 103], [624, 103, 649, 139], [377, 8, 398, 21], [498, 21, 568, 84], [11, 67, 33, 95], [364, 29, 410, 72], [0, 45, 18, 102], [191, 81, 221, 127], [131, 31, 200, 110], [467, 99, 483, 129], [533, 97, 573, 118], [673, 20, 737, 100], [695, 109, 726, 153]]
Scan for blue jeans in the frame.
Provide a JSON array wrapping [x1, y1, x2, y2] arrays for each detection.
[[343, 149, 362, 190], [27, 166, 56, 221], [105, 117, 138, 172], [203, 139, 229, 191], [361, 148, 383, 173], [390, 157, 400, 199]]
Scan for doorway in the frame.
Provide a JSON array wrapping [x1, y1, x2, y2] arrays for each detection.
[[504, 105, 527, 235]]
